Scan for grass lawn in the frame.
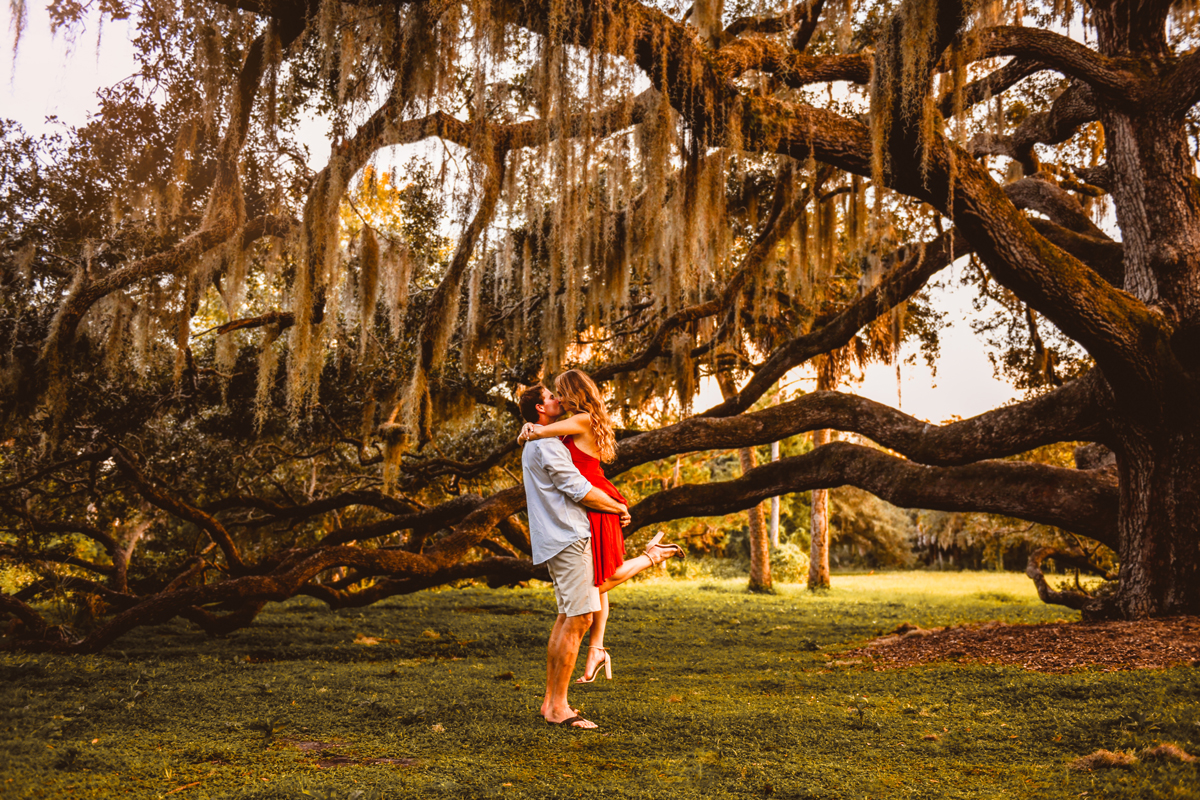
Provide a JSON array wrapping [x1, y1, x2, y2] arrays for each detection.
[[2, 571, 1197, 799]]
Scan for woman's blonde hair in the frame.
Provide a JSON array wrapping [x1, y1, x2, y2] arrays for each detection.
[[553, 369, 617, 463]]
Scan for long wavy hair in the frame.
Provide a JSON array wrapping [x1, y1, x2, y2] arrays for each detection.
[[553, 369, 617, 463]]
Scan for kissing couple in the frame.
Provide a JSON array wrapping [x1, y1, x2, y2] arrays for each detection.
[[518, 369, 685, 730]]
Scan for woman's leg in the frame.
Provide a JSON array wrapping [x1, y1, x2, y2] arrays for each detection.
[[595, 544, 680, 593], [596, 554, 651, 594], [578, 591, 609, 681]]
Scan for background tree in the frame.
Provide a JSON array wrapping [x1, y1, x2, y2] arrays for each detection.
[[3, 0, 1198, 652]]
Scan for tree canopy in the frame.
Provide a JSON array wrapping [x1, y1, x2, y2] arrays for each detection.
[[3, 0, 1200, 652]]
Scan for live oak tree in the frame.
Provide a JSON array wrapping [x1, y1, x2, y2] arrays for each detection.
[[3, 0, 1199, 652]]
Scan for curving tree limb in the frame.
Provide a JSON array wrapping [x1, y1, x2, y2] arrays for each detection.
[[628, 441, 1120, 547]]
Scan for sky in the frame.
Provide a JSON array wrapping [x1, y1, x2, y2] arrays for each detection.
[[2, 4, 1024, 425]]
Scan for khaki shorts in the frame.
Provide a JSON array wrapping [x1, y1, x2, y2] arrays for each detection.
[[545, 538, 601, 617]]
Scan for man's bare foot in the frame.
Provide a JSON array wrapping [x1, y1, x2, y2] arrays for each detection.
[[540, 702, 582, 717], [544, 712, 598, 729]]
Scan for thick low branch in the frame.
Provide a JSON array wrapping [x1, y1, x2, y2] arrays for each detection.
[[180, 601, 268, 636], [298, 556, 547, 609], [615, 372, 1106, 475], [10, 542, 440, 652], [714, 38, 871, 87], [207, 489, 421, 522], [938, 57, 1045, 118], [316, 493, 485, 547], [970, 82, 1098, 174], [424, 486, 527, 566], [0, 593, 49, 639], [112, 449, 246, 572], [1026, 217, 1124, 287], [628, 441, 1120, 547], [975, 26, 1142, 103], [1025, 547, 1097, 611], [1004, 177, 1108, 238]]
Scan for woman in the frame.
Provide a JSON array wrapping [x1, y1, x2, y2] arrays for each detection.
[[518, 369, 684, 683]]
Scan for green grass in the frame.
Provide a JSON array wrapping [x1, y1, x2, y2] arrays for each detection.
[[2, 572, 1198, 799]]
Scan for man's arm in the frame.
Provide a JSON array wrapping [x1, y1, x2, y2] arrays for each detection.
[[580, 488, 631, 527], [538, 440, 631, 527], [537, 439, 595, 502]]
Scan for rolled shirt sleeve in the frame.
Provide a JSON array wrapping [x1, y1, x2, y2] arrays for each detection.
[[522, 438, 595, 564], [538, 439, 594, 502]]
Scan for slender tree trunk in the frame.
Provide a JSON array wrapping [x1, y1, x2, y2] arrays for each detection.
[[769, 440, 780, 547], [717, 373, 771, 591], [736, 445, 773, 592], [808, 366, 838, 590], [807, 427, 831, 590]]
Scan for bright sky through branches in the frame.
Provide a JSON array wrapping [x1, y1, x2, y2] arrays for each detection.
[[2, 2, 1021, 425]]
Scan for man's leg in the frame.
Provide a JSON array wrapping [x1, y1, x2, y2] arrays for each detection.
[[540, 539, 602, 728], [540, 613, 568, 718], [543, 611, 596, 727]]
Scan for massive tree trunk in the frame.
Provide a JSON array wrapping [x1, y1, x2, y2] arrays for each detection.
[[1113, 428, 1200, 616], [1086, 1, 1200, 618]]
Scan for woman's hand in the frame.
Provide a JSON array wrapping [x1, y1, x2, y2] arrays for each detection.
[[517, 422, 543, 444]]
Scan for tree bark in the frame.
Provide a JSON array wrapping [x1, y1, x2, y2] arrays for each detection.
[[807, 365, 838, 589], [718, 374, 771, 592], [1109, 423, 1200, 616], [738, 445, 773, 593], [769, 441, 780, 547], [807, 427, 831, 590]]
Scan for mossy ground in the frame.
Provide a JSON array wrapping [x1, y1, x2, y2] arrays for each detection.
[[2, 572, 1197, 799]]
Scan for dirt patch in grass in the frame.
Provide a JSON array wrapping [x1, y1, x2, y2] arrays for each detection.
[[842, 615, 1200, 672]]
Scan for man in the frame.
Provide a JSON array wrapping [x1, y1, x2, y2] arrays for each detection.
[[519, 384, 630, 730]]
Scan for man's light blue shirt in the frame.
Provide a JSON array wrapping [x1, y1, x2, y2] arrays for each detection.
[[522, 437, 594, 565]]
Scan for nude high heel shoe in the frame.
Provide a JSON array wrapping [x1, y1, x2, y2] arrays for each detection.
[[644, 531, 685, 567], [576, 646, 612, 683]]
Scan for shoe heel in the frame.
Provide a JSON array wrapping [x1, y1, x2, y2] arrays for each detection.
[[603, 653, 612, 680]]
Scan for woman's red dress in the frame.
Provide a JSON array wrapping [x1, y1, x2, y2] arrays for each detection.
[[561, 436, 627, 586]]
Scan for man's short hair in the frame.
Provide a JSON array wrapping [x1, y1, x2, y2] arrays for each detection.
[[519, 384, 546, 424]]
